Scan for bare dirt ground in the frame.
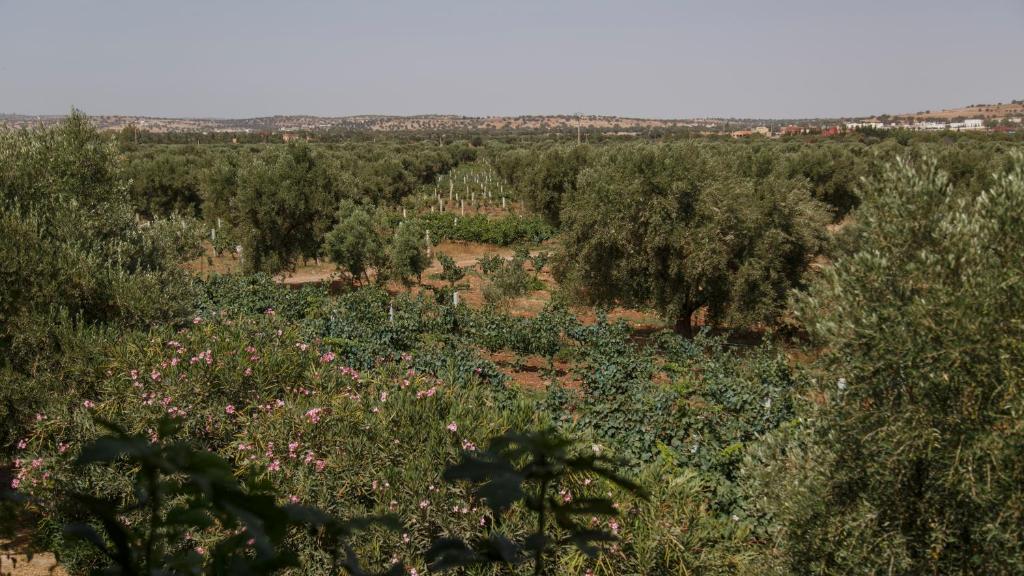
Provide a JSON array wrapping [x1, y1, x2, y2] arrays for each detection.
[[1, 534, 64, 576]]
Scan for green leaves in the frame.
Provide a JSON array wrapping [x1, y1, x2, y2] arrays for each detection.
[[433, 428, 647, 574], [763, 153, 1024, 575], [62, 418, 398, 576], [558, 142, 829, 333]]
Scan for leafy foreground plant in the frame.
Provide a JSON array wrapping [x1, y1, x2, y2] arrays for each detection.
[[428, 429, 648, 575], [56, 420, 400, 576]]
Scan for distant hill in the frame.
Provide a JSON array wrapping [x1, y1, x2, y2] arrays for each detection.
[[3, 100, 1020, 133], [894, 101, 1024, 122], [0, 113, 709, 133]]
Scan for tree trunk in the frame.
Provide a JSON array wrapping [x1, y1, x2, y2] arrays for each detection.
[[674, 307, 697, 338]]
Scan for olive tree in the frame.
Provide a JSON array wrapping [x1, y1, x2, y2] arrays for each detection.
[[752, 154, 1024, 575], [558, 143, 828, 335], [233, 143, 335, 274], [388, 220, 429, 286], [322, 201, 385, 284]]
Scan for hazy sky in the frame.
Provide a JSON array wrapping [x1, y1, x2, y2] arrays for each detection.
[[2, 0, 1022, 119]]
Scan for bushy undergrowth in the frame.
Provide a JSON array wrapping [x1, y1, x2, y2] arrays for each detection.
[[8, 276, 794, 574], [415, 212, 554, 246]]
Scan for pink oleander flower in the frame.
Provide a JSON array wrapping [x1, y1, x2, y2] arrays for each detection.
[[447, 422, 458, 433], [225, 404, 236, 415], [193, 316, 203, 324], [419, 500, 430, 509], [16, 439, 27, 450], [314, 459, 326, 472], [320, 351, 336, 363], [305, 408, 324, 424], [268, 459, 281, 472], [244, 367, 253, 376], [288, 495, 299, 503], [416, 387, 437, 399], [83, 400, 95, 409]]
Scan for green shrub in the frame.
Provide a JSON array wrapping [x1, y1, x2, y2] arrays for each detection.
[[415, 213, 554, 246], [750, 154, 1024, 575]]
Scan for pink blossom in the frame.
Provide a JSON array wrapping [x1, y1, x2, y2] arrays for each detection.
[[305, 408, 324, 424], [419, 500, 430, 509], [225, 404, 236, 415], [244, 367, 253, 377], [82, 400, 95, 409], [288, 495, 299, 503], [320, 351, 336, 363], [314, 459, 326, 472], [16, 439, 27, 450], [58, 442, 69, 454], [170, 357, 180, 366], [447, 422, 458, 433], [268, 459, 281, 472], [193, 316, 203, 324]]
